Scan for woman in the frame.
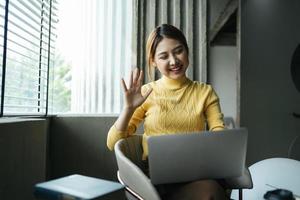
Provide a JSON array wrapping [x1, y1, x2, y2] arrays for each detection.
[[107, 24, 228, 200]]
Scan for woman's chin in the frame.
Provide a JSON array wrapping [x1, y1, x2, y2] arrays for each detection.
[[169, 73, 186, 80]]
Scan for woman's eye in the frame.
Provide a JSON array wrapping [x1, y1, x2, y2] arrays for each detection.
[[175, 48, 183, 54], [159, 56, 168, 60]]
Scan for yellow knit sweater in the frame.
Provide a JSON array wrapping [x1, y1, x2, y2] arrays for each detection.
[[107, 76, 225, 159]]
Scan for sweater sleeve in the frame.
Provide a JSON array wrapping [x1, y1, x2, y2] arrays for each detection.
[[106, 85, 150, 151], [204, 86, 225, 131], [106, 105, 146, 151]]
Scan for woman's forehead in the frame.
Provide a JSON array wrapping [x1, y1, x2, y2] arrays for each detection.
[[155, 38, 183, 54]]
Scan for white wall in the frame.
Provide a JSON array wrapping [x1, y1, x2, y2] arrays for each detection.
[[209, 46, 238, 122]]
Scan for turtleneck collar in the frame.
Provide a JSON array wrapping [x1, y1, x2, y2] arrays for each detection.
[[159, 75, 190, 90]]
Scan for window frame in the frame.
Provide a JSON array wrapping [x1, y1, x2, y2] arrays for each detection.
[[0, 0, 56, 117]]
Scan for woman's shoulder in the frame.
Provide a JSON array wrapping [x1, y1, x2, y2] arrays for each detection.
[[142, 81, 155, 89], [141, 81, 157, 95], [190, 81, 219, 100], [190, 80, 214, 91]]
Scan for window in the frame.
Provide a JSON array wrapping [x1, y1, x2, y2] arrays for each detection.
[[0, 0, 57, 116], [0, 0, 132, 116], [48, 0, 133, 114]]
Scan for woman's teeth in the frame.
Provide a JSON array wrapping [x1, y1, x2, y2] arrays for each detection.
[[170, 66, 181, 71]]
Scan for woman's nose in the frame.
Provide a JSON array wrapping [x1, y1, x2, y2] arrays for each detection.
[[169, 54, 178, 65]]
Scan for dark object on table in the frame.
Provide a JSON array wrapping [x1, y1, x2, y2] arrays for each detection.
[[264, 189, 295, 200]]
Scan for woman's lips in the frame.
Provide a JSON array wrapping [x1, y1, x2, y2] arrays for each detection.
[[169, 65, 182, 72]]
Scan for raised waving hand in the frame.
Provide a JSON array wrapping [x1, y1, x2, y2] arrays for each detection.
[[113, 68, 152, 132], [121, 68, 152, 110]]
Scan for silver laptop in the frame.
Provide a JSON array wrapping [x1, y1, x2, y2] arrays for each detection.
[[147, 128, 248, 185]]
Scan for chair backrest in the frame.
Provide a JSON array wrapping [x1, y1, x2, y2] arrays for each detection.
[[114, 135, 160, 200], [224, 116, 236, 129], [222, 117, 253, 189]]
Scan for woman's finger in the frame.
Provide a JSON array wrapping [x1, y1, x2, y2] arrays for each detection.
[[137, 70, 144, 86], [133, 68, 139, 86], [121, 78, 128, 92], [128, 70, 133, 88]]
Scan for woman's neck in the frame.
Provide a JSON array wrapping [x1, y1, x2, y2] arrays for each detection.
[[160, 75, 189, 90]]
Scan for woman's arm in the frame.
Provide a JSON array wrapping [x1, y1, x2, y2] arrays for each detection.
[[106, 69, 152, 150], [204, 86, 225, 131]]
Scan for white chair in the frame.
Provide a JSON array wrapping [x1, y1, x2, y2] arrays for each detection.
[[231, 158, 300, 199], [115, 134, 253, 200], [224, 117, 236, 129], [114, 135, 160, 200]]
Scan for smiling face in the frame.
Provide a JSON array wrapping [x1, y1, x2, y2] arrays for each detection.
[[152, 37, 189, 80]]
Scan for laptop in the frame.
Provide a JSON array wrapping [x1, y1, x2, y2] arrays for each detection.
[[147, 128, 248, 185]]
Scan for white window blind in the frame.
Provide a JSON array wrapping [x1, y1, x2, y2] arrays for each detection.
[[50, 0, 132, 114], [0, 0, 57, 116]]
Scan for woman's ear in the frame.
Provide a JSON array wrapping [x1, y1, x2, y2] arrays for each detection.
[[151, 59, 157, 68]]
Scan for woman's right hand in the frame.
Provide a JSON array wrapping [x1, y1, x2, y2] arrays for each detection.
[[121, 68, 152, 111]]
